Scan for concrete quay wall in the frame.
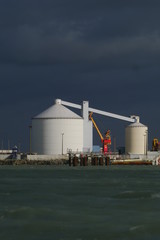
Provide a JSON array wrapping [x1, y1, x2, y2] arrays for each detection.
[[0, 154, 69, 165], [0, 154, 21, 160], [25, 154, 68, 161]]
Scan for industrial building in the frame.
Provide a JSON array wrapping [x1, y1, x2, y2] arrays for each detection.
[[31, 98, 148, 157]]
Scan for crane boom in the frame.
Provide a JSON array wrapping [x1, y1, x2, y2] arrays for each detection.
[[60, 99, 136, 123], [88, 107, 135, 123], [89, 112, 104, 142], [61, 100, 82, 110]]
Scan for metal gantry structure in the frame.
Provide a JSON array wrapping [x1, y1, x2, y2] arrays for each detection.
[[61, 99, 137, 123], [60, 99, 137, 154]]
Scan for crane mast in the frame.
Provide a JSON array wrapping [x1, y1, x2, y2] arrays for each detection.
[[89, 112, 111, 154], [89, 112, 104, 142]]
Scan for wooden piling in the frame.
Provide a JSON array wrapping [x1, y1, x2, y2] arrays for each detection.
[[73, 156, 78, 166], [105, 156, 110, 165], [99, 157, 103, 166], [83, 155, 88, 166], [94, 156, 98, 166], [80, 155, 83, 166], [69, 154, 72, 166]]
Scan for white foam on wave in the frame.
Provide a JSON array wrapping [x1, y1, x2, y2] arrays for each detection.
[[129, 225, 144, 231], [151, 193, 160, 199]]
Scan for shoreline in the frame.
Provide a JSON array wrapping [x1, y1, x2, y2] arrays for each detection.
[[0, 158, 154, 166], [0, 159, 69, 165]]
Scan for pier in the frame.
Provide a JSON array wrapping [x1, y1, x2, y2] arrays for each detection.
[[0, 151, 156, 165], [69, 153, 111, 166], [68, 153, 154, 166]]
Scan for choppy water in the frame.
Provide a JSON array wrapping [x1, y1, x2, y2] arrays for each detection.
[[0, 165, 160, 240]]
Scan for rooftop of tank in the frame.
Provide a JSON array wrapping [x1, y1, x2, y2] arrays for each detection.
[[32, 100, 82, 119], [127, 115, 147, 127], [127, 122, 147, 127]]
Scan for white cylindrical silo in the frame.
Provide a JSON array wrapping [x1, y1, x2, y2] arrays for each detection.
[[32, 100, 84, 155], [125, 120, 148, 155]]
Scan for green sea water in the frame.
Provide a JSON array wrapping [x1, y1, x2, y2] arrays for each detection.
[[0, 165, 160, 240]]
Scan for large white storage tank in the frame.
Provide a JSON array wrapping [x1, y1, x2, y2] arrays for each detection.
[[125, 117, 148, 155], [32, 99, 84, 155]]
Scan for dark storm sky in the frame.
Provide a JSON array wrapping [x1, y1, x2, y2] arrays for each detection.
[[1, 0, 160, 151]]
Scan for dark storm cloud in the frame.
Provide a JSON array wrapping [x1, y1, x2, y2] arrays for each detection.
[[1, 0, 160, 68], [1, 24, 160, 69], [1, 0, 160, 150]]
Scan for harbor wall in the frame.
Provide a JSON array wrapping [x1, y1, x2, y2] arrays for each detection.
[[0, 154, 21, 160], [25, 154, 68, 161], [0, 152, 160, 165]]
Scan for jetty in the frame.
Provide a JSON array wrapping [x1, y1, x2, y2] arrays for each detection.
[[0, 150, 159, 166]]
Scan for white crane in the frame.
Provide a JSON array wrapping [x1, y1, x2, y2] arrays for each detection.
[[60, 99, 138, 123]]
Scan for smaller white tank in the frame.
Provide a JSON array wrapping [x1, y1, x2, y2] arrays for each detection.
[[125, 117, 148, 155]]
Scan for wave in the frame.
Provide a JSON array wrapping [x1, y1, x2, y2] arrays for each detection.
[[112, 190, 152, 200], [151, 193, 160, 199]]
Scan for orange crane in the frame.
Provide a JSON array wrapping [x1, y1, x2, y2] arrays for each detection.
[[89, 112, 111, 154]]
